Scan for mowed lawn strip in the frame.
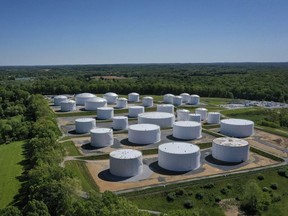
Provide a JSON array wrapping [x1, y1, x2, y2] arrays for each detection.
[[0, 141, 25, 208]]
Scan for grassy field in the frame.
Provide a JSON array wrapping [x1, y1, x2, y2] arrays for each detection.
[[65, 161, 99, 192], [126, 165, 288, 215], [0, 141, 25, 208], [62, 140, 81, 156]]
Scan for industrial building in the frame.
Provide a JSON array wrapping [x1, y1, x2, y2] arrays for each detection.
[[103, 92, 118, 104], [97, 107, 114, 120], [138, 112, 175, 128], [212, 137, 249, 162], [109, 149, 143, 177], [75, 118, 96, 134], [54, 95, 67, 106], [75, 93, 96, 105], [173, 121, 202, 140], [60, 100, 76, 112], [128, 124, 161, 145], [90, 128, 113, 147], [85, 97, 107, 110], [220, 119, 254, 137], [158, 142, 201, 171]]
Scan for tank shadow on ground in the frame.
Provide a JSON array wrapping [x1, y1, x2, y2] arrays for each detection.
[[98, 169, 131, 182], [149, 161, 189, 175], [81, 143, 103, 150], [166, 135, 193, 142], [205, 154, 243, 166], [68, 129, 90, 135], [120, 138, 149, 146]]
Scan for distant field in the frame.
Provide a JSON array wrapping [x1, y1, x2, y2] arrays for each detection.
[[0, 141, 25, 208]]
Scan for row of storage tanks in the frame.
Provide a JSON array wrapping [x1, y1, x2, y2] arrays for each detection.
[[53, 92, 201, 112], [109, 137, 250, 177]]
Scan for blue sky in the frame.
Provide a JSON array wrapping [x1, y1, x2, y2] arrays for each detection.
[[0, 0, 287, 65]]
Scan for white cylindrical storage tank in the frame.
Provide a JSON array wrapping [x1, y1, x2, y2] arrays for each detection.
[[220, 119, 254, 138], [173, 121, 202, 140], [85, 97, 107, 111], [212, 137, 249, 162], [128, 92, 140, 102], [138, 112, 175, 128], [173, 96, 182, 106], [112, 116, 128, 130], [103, 92, 118, 104], [163, 94, 174, 104], [142, 96, 153, 107], [97, 107, 114, 120], [180, 93, 190, 103], [75, 93, 96, 105], [128, 106, 145, 118], [60, 100, 76, 112], [90, 128, 113, 147], [54, 95, 67, 106], [195, 108, 208, 121], [75, 118, 96, 134], [158, 142, 201, 172], [177, 109, 190, 121], [157, 104, 174, 114], [188, 114, 201, 123], [128, 124, 160, 145], [189, 94, 200, 105], [207, 112, 221, 124], [110, 149, 143, 177], [116, 98, 128, 109]]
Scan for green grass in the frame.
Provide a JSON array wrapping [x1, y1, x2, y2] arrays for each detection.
[[250, 147, 284, 162], [125, 165, 288, 215], [202, 128, 225, 137], [0, 141, 25, 208], [62, 140, 81, 156], [56, 111, 96, 117], [65, 160, 99, 192]]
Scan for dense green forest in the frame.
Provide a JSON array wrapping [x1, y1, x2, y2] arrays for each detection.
[[1, 63, 288, 102]]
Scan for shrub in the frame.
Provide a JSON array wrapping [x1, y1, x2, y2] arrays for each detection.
[[176, 188, 186, 196], [271, 193, 281, 203], [195, 193, 204, 200], [227, 183, 232, 189], [271, 183, 278, 190], [215, 196, 222, 203], [221, 188, 228, 195], [203, 183, 215, 189], [183, 200, 194, 209], [257, 174, 264, 180], [167, 192, 176, 202], [262, 187, 269, 192]]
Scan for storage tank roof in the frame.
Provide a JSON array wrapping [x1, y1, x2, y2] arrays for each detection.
[[213, 137, 249, 147], [75, 118, 95, 123], [97, 107, 113, 111], [191, 94, 200, 97], [177, 109, 190, 113], [174, 121, 201, 127], [76, 93, 96, 98], [113, 116, 127, 120], [130, 106, 144, 109], [164, 93, 174, 96], [209, 112, 220, 115], [110, 149, 142, 159], [54, 95, 67, 99], [143, 96, 153, 99], [196, 108, 207, 111], [138, 112, 174, 119], [61, 100, 75, 104], [129, 92, 139, 95], [189, 113, 201, 116], [158, 104, 174, 107], [221, 119, 254, 126], [129, 124, 160, 131], [159, 142, 200, 154], [86, 97, 107, 102], [90, 128, 112, 133], [104, 92, 118, 96], [117, 97, 127, 101], [180, 93, 190, 96]]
